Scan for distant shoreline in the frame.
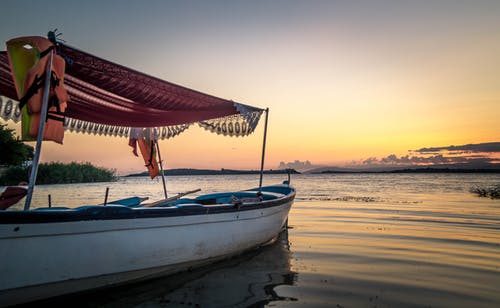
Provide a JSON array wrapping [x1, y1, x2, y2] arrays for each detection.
[[125, 167, 499, 177], [316, 168, 500, 174], [126, 168, 300, 177]]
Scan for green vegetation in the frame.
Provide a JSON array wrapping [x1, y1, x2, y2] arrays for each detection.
[[0, 162, 117, 185], [470, 185, 500, 199], [0, 124, 33, 166], [0, 124, 116, 185]]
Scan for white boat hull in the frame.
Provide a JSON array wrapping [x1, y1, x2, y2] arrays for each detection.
[[0, 193, 293, 306]]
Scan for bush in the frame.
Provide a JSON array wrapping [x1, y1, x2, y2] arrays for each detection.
[[0, 162, 117, 185], [0, 165, 29, 185]]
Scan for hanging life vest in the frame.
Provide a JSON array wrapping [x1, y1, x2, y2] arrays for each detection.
[[6, 36, 69, 144], [138, 138, 160, 179], [128, 130, 160, 180]]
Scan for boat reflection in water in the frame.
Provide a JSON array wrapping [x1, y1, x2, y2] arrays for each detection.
[[34, 230, 297, 307]]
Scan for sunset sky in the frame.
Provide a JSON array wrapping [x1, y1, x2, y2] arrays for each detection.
[[1, 0, 499, 174]]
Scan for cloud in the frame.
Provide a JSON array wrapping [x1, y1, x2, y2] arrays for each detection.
[[358, 142, 500, 167], [360, 154, 495, 166], [362, 157, 378, 165], [413, 142, 500, 154], [278, 160, 313, 171]]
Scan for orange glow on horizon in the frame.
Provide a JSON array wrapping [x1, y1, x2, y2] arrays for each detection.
[[1, 2, 499, 173]]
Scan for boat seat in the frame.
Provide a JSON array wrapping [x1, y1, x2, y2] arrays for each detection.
[[195, 189, 283, 205], [142, 198, 198, 208], [240, 191, 283, 200], [215, 196, 234, 204], [215, 195, 261, 205], [175, 198, 198, 205], [108, 196, 148, 207]]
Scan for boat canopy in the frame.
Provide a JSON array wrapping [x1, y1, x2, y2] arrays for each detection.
[[0, 39, 263, 139]]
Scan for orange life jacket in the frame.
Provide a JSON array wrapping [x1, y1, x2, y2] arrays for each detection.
[[129, 137, 160, 179], [6, 36, 68, 144]]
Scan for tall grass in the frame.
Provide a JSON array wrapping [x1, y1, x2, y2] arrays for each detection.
[[0, 162, 117, 185]]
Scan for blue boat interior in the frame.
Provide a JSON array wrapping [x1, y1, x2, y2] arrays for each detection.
[[145, 184, 293, 208]]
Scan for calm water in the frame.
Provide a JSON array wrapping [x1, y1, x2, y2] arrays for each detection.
[[12, 173, 500, 307]]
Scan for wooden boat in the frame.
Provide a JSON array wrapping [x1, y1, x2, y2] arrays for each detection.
[[0, 33, 295, 305], [0, 184, 294, 305]]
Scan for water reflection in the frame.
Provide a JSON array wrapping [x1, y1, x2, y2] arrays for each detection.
[[32, 230, 297, 308], [11, 174, 500, 307]]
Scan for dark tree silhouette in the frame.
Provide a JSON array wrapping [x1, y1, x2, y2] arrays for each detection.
[[0, 124, 34, 166]]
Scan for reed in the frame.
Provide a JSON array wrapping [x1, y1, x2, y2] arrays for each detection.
[[470, 185, 500, 199]]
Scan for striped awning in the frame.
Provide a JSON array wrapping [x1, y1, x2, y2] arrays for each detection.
[[0, 40, 263, 139]]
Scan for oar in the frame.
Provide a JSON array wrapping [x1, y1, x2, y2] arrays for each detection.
[[143, 188, 201, 207]]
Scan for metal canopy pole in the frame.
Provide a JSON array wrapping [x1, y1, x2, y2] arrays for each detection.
[[24, 51, 54, 211], [258, 108, 269, 192], [156, 141, 168, 199]]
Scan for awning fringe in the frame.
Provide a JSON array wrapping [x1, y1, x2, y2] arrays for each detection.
[[1, 96, 262, 139]]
